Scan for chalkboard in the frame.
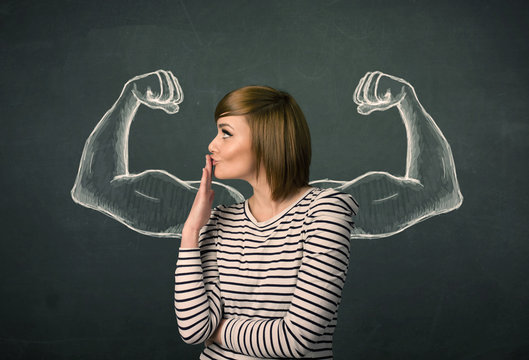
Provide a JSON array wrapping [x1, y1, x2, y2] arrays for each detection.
[[1, 0, 528, 358]]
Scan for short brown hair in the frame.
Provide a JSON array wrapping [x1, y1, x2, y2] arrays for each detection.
[[215, 86, 311, 201]]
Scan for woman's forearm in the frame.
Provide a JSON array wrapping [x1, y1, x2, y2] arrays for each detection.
[[175, 248, 222, 344], [175, 217, 221, 344], [180, 226, 200, 248]]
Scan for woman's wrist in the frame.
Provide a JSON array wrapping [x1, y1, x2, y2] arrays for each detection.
[[212, 319, 226, 346], [180, 225, 201, 248]]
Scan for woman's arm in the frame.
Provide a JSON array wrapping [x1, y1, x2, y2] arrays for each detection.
[[175, 230, 223, 344], [212, 191, 358, 358], [174, 156, 223, 344], [312, 71, 463, 239], [71, 70, 243, 237]]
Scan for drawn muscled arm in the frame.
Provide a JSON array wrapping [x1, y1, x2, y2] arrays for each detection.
[[71, 70, 243, 238], [312, 71, 463, 239]]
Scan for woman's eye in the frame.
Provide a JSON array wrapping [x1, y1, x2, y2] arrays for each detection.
[[222, 130, 232, 138]]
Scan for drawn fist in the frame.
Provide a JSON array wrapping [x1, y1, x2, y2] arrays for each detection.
[[353, 71, 410, 115], [126, 70, 183, 114]]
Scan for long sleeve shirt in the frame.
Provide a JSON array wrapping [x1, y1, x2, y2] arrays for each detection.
[[175, 187, 358, 359]]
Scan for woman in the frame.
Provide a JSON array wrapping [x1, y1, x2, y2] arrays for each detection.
[[175, 86, 359, 359]]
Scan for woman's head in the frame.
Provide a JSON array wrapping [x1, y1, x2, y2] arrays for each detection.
[[209, 85, 311, 201]]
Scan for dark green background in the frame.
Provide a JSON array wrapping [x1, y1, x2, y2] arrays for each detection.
[[2, 0, 528, 358]]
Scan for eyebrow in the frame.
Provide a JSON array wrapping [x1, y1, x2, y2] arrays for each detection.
[[217, 123, 234, 130]]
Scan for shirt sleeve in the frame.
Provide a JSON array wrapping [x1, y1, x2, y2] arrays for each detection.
[[174, 212, 223, 344], [220, 190, 358, 358]]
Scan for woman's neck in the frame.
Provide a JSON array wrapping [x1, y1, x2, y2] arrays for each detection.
[[247, 183, 312, 223]]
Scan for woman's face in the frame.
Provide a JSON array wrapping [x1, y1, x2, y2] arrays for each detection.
[[208, 115, 256, 181]]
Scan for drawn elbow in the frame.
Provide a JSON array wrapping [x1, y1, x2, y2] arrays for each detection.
[[70, 183, 87, 205], [70, 185, 80, 203], [70, 181, 98, 208], [434, 180, 464, 213], [443, 187, 463, 211]]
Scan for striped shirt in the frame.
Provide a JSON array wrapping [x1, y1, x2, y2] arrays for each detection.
[[175, 187, 358, 359]]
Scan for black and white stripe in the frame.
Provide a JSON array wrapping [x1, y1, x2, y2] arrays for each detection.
[[175, 188, 358, 359]]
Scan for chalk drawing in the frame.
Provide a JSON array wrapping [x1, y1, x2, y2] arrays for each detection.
[[71, 70, 244, 237], [72, 70, 462, 239]]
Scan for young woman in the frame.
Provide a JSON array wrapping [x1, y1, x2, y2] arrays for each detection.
[[174, 86, 359, 359]]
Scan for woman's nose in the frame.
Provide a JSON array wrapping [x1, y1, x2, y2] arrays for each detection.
[[208, 137, 216, 153]]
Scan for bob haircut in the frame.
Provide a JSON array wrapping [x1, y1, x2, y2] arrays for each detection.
[[215, 85, 311, 201]]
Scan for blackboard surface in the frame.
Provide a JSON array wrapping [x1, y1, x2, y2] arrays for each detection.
[[2, 0, 528, 358]]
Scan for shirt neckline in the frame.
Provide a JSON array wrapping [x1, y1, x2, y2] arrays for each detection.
[[244, 187, 315, 227]]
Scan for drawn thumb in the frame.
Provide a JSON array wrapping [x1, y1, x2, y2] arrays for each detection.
[[162, 102, 180, 114], [357, 104, 376, 115]]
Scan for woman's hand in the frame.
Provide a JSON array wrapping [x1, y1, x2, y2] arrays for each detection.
[[180, 155, 215, 248], [206, 319, 226, 347], [125, 69, 183, 114]]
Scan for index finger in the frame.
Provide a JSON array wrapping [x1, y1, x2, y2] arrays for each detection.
[[205, 154, 213, 189], [168, 71, 184, 104], [353, 72, 369, 105]]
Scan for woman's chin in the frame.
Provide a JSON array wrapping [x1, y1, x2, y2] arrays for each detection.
[[213, 171, 237, 181], [213, 169, 226, 180]]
